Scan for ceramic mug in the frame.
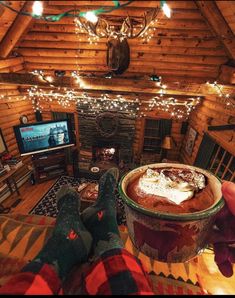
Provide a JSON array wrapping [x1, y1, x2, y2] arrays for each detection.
[[118, 163, 224, 263]]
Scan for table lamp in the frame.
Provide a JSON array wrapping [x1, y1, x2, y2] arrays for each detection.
[[161, 135, 173, 161]]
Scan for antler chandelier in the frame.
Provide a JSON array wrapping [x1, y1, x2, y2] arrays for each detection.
[[75, 8, 159, 44]]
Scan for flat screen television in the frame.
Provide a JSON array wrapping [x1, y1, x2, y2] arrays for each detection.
[[13, 119, 75, 156]]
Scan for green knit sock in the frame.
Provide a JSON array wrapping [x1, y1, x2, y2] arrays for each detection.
[[81, 168, 123, 257], [25, 186, 92, 280]]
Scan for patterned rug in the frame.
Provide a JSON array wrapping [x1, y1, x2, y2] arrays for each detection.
[[30, 175, 126, 225]]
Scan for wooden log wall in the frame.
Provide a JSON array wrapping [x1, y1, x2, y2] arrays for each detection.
[[0, 90, 35, 187], [1, 89, 219, 197], [38, 97, 184, 163], [180, 95, 235, 165], [134, 109, 184, 162]]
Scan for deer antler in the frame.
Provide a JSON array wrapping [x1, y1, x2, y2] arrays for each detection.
[[76, 7, 159, 40], [124, 8, 159, 39]]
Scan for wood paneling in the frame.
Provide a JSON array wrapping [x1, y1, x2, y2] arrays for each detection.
[[0, 92, 36, 183], [180, 95, 235, 165], [0, 0, 234, 180]]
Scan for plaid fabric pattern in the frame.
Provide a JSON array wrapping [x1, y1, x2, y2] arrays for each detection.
[[82, 248, 154, 295], [0, 248, 153, 295], [0, 263, 62, 295]]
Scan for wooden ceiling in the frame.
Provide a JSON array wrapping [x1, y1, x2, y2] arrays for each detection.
[[0, 0, 234, 101]]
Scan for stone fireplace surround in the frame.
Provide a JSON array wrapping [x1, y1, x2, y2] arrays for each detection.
[[77, 109, 136, 171]]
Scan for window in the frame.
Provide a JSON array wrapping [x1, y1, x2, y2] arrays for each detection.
[[143, 119, 162, 153], [208, 145, 234, 182]]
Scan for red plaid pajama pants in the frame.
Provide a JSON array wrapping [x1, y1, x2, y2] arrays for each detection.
[[0, 248, 154, 295]]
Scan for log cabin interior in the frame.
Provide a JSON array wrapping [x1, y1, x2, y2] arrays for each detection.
[[0, 0, 234, 295]]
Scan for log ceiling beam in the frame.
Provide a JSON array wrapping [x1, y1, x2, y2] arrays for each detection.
[[0, 72, 234, 98], [0, 57, 24, 69], [0, 1, 34, 58], [218, 65, 235, 85], [17, 88, 203, 101], [195, 1, 235, 61], [0, 73, 207, 97]]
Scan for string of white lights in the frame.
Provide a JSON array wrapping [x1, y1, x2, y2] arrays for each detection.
[[206, 81, 235, 109]]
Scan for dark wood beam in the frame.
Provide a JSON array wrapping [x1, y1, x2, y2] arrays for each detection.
[[0, 73, 205, 97], [195, 1, 235, 61], [208, 124, 235, 131]]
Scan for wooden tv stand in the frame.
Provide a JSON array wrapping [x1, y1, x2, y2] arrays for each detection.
[[32, 150, 67, 183]]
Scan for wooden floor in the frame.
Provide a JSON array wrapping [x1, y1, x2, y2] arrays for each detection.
[[2, 165, 75, 215], [2, 178, 57, 215]]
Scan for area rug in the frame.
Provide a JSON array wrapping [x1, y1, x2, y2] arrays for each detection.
[[29, 175, 126, 225]]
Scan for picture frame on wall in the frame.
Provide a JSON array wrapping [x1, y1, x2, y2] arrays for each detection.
[[0, 128, 7, 156], [185, 126, 197, 156]]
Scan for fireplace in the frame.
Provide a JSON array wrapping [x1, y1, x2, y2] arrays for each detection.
[[92, 144, 119, 170], [77, 109, 137, 172]]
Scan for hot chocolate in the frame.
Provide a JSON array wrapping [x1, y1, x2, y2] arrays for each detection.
[[126, 167, 214, 214]]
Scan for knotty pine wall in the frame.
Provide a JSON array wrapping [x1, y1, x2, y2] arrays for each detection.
[[180, 95, 235, 165], [134, 109, 184, 162], [0, 96, 184, 171], [0, 88, 35, 184], [4, 93, 232, 189], [39, 100, 184, 163]]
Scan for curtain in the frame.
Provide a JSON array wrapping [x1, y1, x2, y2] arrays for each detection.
[[194, 133, 216, 169], [159, 119, 172, 139]]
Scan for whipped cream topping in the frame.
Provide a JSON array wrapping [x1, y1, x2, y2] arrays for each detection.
[[138, 168, 206, 205]]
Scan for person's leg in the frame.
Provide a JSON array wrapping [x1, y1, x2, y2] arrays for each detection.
[[81, 167, 123, 257], [0, 186, 92, 295], [81, 168, 154, 295]]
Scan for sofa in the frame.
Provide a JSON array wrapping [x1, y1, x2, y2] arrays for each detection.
[[0, 213, 233, 295]]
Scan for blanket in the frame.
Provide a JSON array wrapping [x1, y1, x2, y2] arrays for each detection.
[[0, 213, 233, 294]]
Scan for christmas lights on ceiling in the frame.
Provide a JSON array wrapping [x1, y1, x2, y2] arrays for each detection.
[[145, 96, 201, 120], [0, 0, 133, 21], [74, 1, 171, 44], [27, 69, 201, 120], [206, 81, 235, 110], [27, 85, 140, 117], [0, 1, 171, 44]]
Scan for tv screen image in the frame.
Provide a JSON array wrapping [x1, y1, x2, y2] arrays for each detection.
[[14, 120, 75, 156]]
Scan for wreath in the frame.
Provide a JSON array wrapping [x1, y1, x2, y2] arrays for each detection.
[[95, 112, 119, 138]]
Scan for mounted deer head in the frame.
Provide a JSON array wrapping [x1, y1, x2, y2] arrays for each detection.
[[75, 8, 159, 74], [107, 37, 130, 74]]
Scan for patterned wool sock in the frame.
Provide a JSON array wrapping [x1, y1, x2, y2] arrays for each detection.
[[81, 168, 123, 257], [23, 186, 92, 280]]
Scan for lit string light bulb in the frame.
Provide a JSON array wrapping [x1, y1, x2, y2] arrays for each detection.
[[161, 0, 171, 18], [32, 1, 43, 17], [27, 86, 141, 117], [71, 71, 87, 88], [206, 81, 235, 109], [74, 6, 161, 45], [147, 92, 201, 120], [83, 11, 98, 23]]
